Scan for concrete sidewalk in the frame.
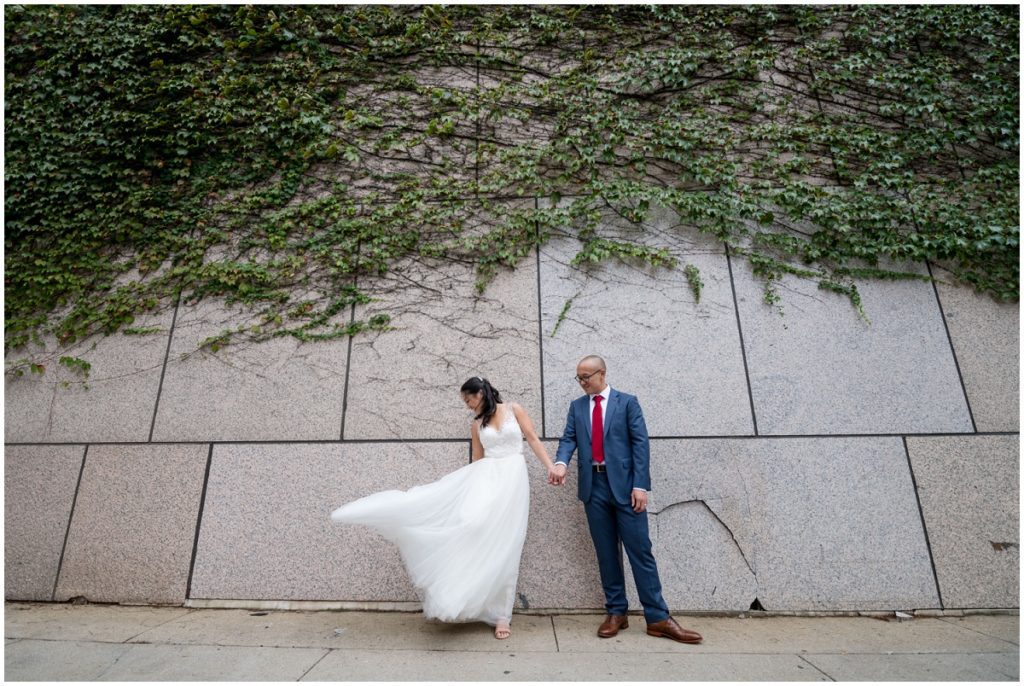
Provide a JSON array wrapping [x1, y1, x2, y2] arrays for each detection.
[[3, 602, 1019, 681]]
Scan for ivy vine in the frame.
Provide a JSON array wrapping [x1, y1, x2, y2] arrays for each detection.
[[5, 5, 1018, 378]]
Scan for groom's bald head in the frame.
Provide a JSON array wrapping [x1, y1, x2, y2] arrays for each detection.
[[575, 355, 607, 393]]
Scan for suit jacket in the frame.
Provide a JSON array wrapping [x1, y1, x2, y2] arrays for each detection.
[[555, 388, 651, 505]]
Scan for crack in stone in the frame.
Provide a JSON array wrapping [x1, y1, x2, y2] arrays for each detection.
[[45, 381, 59, 438], [653, 498, 757, 581]]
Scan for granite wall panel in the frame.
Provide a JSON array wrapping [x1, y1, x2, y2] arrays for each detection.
[[5, 445, 86, 600], [732, 259, 972, 435], [934, 278, 1019, 432], [5, 309, 173, 443], [906, 435, 1019, 608], [151, 299, 349, 441], [55, 444, 208, 604], [345, 204, 541, 440], [190, 442, 466, 600], [623, 437, 941, 611], [540, 203, 752, 438]]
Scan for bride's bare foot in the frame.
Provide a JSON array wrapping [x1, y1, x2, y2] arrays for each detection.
[[494, 620, 511, 640]]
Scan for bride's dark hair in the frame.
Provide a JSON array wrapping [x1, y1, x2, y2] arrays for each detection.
[[461, 376, 502, 427]]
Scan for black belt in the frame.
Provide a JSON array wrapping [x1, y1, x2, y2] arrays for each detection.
[[593, 464, 607, 473]]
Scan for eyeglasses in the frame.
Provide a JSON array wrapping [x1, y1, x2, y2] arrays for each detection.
[[574, 369, 605, 383]]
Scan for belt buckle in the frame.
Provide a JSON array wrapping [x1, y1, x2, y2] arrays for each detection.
[[593, 463, 606, 473]]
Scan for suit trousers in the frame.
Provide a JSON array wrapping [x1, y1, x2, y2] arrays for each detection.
[[584, 470, 670, 623]]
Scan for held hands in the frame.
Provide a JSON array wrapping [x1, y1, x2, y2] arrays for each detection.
[[547, 463, 567, 486], [545, 464, 646, 509]]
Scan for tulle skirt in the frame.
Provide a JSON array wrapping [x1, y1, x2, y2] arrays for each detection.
[[330, 453, 529, 625]]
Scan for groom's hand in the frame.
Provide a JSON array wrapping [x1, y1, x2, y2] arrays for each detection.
[[549, 464, 567, 486], [631, 489, 648, 513]]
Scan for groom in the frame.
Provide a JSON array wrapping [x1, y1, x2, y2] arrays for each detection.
[[551, 355, 702, 644]]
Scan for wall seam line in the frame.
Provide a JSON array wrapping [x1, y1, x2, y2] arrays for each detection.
[[725, 243, 759, 436], [185, 443, 215, 601], [926, 260, 978, 433], [902, 435, 945, 610], [5, 431, 1018, 448], [51, 444, 89, 601], [340, 268, 359, 441], [535, 195, 548, 438], [148, 291, 181, 442]]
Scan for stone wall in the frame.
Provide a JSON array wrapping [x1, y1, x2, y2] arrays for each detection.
[[5, 205, 1019, 612]]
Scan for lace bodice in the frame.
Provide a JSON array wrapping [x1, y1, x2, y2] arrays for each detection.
[[479, 405, 524, 459]]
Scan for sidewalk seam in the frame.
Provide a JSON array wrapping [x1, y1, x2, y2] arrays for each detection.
[[121, 608, 198, 644], [934, 616, 1021, 648], [12, 635, 567, 653], [9, 636, 1020, 656], [796, 654, 836, 681], [92, 643, 132, 681], [297, 648, 333, 682]]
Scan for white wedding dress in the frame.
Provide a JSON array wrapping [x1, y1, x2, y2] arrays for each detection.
[[330, 405, 530, 626]]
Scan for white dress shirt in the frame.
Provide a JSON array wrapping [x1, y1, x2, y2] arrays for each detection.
[[556, 385, 647, 493]]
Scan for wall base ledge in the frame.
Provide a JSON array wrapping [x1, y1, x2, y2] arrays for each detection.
[[182, 599, 1019, 617]]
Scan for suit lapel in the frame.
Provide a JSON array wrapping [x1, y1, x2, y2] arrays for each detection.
[[579, 396, 592, 441]]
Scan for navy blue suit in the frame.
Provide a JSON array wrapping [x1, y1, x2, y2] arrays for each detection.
[[555, 389, 670, 623]]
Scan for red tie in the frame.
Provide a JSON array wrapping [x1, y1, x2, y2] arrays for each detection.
[[592, 395, 604, 464]]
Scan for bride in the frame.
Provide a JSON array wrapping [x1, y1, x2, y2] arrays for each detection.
[[330, 377, 560, 639]]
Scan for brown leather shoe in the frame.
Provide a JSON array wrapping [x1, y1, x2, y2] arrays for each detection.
[[597, 614, 629, 638], [646, 617, 702, 644]]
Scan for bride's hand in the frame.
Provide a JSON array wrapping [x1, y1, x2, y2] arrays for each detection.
[[548, 464, 566, 486]]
